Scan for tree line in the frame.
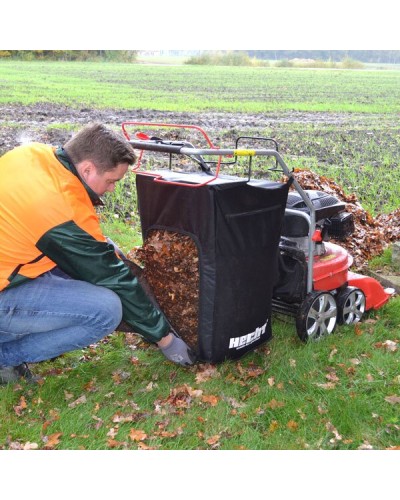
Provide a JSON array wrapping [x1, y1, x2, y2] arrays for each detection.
[[0, 51, 138, 61]]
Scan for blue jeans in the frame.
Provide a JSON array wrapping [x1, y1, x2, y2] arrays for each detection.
[[0, 269, 123, 366]]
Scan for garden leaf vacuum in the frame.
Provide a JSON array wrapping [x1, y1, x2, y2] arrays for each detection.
[[121, 122, 394, 363]]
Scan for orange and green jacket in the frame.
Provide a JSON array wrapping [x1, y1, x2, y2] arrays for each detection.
[[0, 142, 169, 342]]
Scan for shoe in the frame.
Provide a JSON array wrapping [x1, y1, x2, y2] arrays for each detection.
[[0, 363, 38, 385]]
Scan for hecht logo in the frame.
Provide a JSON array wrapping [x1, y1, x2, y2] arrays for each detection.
[[229, 320, 268, 350]]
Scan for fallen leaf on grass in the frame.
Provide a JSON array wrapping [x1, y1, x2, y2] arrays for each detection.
[[89, 416, 103, 431], [201, 395, 219, 406], [13, 396, 27, 416], [112, 370, 131, 384], [326, 421, 342, 443], [64, 391, 74, 401], [374, 340, 398, 352], [354, 323, 363, 336], [137, 442, 158, 450], [129, 429, 147, 442], [266, 399, 285, 409], [206, 435, 221, 447], [325, 371, 340, 382], [161, 384, 203, 409], [328, 348, 338, 360], [107, 427, 118, 438], [195, 364, 219, 383], [222, 396, 245, 409], [358, 441, 374, 450], [43, 432, 62, 449], [269, 421, 279, 432], [287, 420, 299, 432], [246, 367, 265, 378], [42, 411, 60, 432], [83, 379, 97, 392], [315, 382, 336, 390], [107, 439, 126, 449], [385, 395, 400, 405], [68, 395, 87, 408]]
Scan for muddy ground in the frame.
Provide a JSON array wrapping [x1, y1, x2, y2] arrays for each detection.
[[0, 103, 356, 154]]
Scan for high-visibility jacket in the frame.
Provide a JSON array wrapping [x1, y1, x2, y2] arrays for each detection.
[[0, 143, 169, 342]]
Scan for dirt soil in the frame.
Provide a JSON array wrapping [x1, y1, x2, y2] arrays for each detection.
[[0, 103, 353, 153]]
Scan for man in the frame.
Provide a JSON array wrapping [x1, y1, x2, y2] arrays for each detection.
[[0, 123, 195, 384]]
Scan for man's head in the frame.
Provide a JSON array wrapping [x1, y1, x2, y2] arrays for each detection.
[[64, 123, 136, 196]]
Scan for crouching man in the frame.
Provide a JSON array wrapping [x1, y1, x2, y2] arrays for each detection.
[[0, 123, 195, 384]]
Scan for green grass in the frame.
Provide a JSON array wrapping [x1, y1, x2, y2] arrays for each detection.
[[1, 60, 400, 113], [1, 300, 399, 450]]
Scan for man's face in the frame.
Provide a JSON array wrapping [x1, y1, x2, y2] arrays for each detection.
[[82, 162, 129, 196]]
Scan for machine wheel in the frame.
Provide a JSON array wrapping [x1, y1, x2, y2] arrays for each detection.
[[296, 291, 337, 342], [337, 287, 366, 325]]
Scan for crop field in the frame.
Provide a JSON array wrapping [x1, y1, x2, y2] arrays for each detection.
[[1, 60, 400, 215], [1, 60, 400, 113], [0, 61, 399, 459]]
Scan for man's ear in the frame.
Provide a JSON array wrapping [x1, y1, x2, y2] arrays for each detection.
[[77, 160, 96, 182]]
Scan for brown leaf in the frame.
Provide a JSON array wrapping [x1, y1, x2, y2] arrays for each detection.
[[266, 399, 285, 409], [206, 435, 221, 446], [195, 364, 219, 383], [269, 420, 279, 432], [153, 430, 178, 438], [64, 391, 74, 401], [315, 382, 336, 389], [385, 395, 400, 405], [326, 371, 340, 382], [13, 396, 27, 416], [42, 412, 60, 432], [326, 421, 342, 443], [287, 420, 299, 432], [201, 394, 219, 406], [129, 429, 147, 442], [137, 442, 158, 450], [247, 367, 265, 378], [68, 395, 87, 408], [328, 348, 338, 360], [43, 432, 62, 449], [375, 340, 398, 352], [83, 379, 97, 392], [354, 323, 363, 336], [107, 439, 126, 449]]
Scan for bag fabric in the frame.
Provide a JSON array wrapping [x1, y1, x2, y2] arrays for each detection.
[[136, 171, 289, 362]]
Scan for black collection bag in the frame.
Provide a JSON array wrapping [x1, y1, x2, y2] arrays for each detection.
[[136, 171, 289, 363]]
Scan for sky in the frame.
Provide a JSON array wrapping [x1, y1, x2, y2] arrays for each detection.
[[2, 0, 398, 50]]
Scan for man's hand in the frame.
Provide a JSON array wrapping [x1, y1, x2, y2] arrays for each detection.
[[158, 333, 196, 366]]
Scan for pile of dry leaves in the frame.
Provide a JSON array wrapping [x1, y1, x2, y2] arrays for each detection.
[[291, 168, 400, 271]]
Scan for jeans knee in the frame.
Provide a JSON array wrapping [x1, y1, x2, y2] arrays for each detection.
[[95, 288, 123, 333]]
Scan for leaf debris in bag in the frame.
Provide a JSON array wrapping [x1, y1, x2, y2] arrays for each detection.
[[127, 230, 200, 350]]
